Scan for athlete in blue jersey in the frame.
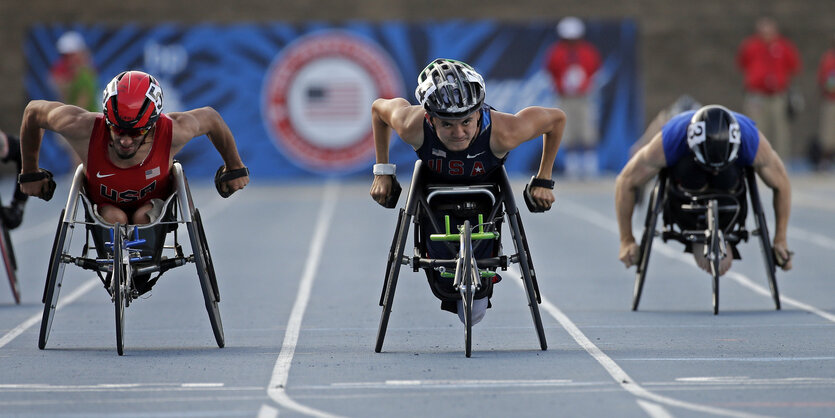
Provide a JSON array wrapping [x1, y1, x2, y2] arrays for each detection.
[[615, 105, 792, 275], [370, 58, 565, 324]]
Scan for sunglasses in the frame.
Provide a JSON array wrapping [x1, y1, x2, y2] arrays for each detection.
[[109, 124, 150, 138]]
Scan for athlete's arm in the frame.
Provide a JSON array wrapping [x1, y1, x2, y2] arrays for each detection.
[[490, 107, 566, 210], [614, 132, 667, 268], [369, 98, 425, 206], [19, 100, 95, 197], [169, 107, 248, 193], [751, 132, 792, 270]]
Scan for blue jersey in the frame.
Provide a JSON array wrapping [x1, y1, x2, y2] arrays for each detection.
[[415, 104, 506, 183], [661, 110, 759, 167]]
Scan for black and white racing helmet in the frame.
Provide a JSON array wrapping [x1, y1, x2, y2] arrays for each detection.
[[687, 105, 741, 171], [414, 58, 485, 119]]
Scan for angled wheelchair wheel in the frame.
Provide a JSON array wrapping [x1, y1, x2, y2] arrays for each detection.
[[457, 220, 475, 358], [508, 212, 547, 351], [380, 209, 405, 307], [375, 208, 412, 353], [39, 209, 74, 350], [194, 210, 220, 302], [113, 224, 126, 356], [633, 174, 666, 311], [0, 221, 20, 304], [747, 170, 780, 310], [187, 215, 224, 348], [707, 200, 721, 315]]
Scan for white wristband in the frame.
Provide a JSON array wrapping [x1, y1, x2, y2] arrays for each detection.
[[373, 163, 396, 176]]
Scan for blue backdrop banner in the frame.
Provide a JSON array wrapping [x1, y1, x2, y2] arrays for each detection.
[[25, 20, 641, 179]]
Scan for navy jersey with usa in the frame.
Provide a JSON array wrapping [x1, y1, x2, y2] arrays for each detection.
[[416, 104, 506, 183], [661, 110, 760, 167]]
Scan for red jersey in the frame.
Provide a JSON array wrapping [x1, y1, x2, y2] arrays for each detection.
[[736, 35, 800, 94], [818, 49, 835, 100], [85, 114, 173, 211], [544, 40, 601, 96]]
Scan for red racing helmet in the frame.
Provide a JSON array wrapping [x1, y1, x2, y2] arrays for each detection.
[[102, 70, 164, 130]]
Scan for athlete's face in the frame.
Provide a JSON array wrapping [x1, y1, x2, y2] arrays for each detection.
[[108, 125, 150, 160], [431, 114, 479, 151]]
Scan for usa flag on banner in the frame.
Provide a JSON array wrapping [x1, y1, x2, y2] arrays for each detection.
[[304, 83, 361, 120]]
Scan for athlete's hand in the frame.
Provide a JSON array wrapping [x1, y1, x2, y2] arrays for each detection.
[[370, 174, 393, 206], [619, 240, 640, 268], [773, 239, 793, 271], [215, 165, 249, 198], [529, 186, 555, 211], [18, 169, 56, 201]]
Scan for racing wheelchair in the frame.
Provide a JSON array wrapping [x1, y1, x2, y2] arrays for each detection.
[[632, 167, 780, 314], [375, 161, 547, 357], [0, 193, 20, 305], [38, 162, 224, 355]]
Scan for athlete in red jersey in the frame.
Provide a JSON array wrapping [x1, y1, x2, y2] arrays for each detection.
[[18, 70, 248, 224]]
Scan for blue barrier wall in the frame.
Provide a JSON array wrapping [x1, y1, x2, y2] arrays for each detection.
[[25, 20, 640, 178]]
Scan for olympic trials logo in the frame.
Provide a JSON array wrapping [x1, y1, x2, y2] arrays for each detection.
[[262, 31, 403, 171]]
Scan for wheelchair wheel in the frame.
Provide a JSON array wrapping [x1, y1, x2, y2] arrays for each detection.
[[747, 171, 781, 310], [509, 212, 547, 351], [113, 225, 126, 356], [194, 210, 220, 302], [187, 216, 224, 348], [375, 208, 411, 353], [457, 220, 475, 358], [380, 209, 405, 307], [633, 175, 665, 311], [39, 210, 74, 350], [0, 222, 20, 305], [707, 200, 721, 315]]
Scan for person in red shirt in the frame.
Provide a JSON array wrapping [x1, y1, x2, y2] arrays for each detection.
[[736, 17, 801, 160], [544, 16, 601, 178], [817, 33, 835, 168], [18, 70, 249, 225]]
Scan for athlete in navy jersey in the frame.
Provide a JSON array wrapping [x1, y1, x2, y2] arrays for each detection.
[[370, 58, 565, 324], [615, 105, 793, 275]]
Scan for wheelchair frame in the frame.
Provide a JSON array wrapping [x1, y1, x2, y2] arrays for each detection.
[[38, 162, 223, 355], [375, 161, 547, 356], [0, 194, 19, 304], [632, 167, 780, 314]]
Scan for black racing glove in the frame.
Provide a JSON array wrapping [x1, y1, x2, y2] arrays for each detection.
[[382, 175, 402, 209], [18, 169, 56, 201], [523, 176, 555, 213], [214, 165, 249, 198]]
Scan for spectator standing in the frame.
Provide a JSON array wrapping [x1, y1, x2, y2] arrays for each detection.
[[736, 17, 801, 161], [816, 34, 835, 169], [544, 16, 601, 178]]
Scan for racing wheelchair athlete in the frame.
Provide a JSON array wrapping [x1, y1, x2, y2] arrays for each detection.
[[18, 70, 248, 354], [615, 105, 793, 314], [370, 58, 565, 356]]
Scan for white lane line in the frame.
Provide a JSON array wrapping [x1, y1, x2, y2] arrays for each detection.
[[264, 181, 341, 418], [637, 400, 674, 418], [558, 200, 835, 325], [0, 278, 99, 349], [513, 272, 767, 418], [257, 404, 279, 418], [788, 225, 835, 251], [618, 357, 835, 362]]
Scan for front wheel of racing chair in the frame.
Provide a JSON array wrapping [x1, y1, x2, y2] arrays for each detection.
[[745, 168, 780, 310], [632, 171, 667, 311], [112, 223, 127, 355], [706, 199, 722, 315], [456, 220, 476, 358]]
